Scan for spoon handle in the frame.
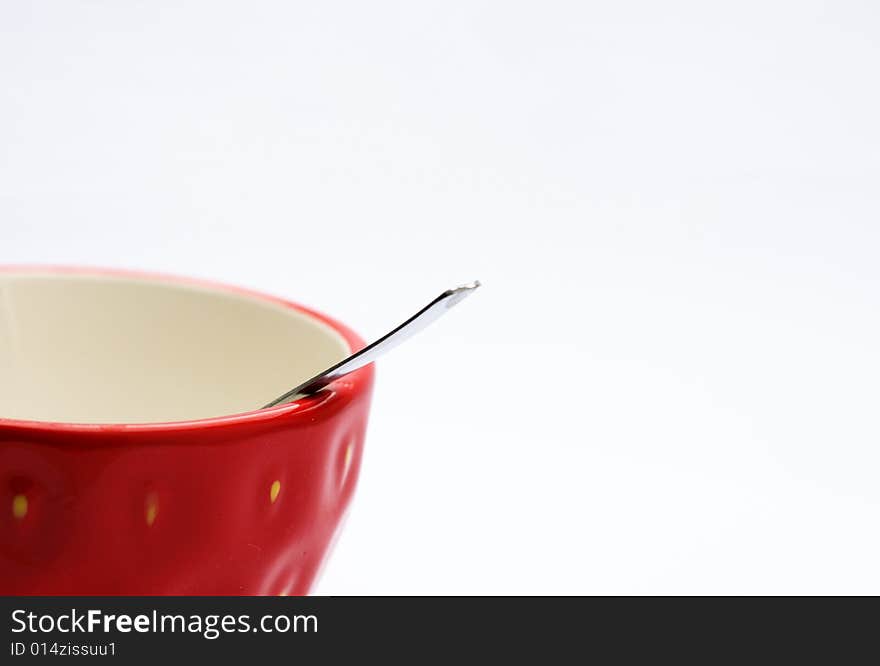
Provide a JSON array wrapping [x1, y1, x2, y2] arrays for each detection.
[[262, 281, 480, 408]]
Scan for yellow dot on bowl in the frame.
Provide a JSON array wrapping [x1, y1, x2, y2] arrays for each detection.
[[145, 494, 159, 526], [12, 494, 28, 520], [344, 442, 354, 477], [270, 480, 281, 504]]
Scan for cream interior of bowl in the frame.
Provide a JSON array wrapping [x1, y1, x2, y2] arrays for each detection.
[[0, 272, 350, 424]]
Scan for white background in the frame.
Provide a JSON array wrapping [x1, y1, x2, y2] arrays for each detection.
[[2, 2, 880, 594]]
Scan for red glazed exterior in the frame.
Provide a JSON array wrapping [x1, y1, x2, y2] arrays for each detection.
[[0, 268, 374, 595]]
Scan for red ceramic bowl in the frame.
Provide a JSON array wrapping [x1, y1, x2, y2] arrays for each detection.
[[0, 267, 373, 595]]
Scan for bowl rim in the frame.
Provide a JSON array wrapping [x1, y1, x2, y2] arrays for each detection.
[[0, 264, 370, 435]]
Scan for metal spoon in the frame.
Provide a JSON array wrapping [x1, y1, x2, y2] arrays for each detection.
[[263, 281, 481, 408]]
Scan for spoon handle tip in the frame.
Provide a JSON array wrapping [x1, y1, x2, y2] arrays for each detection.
[[263, 281, 481, 408]]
